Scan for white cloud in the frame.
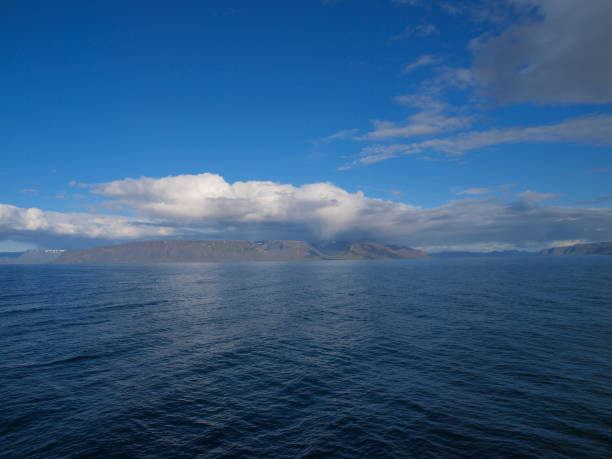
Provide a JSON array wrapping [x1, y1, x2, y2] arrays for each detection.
[[93, 173, 421, 239], [0, 204, 174, 240], [1, 173, 612, 251]]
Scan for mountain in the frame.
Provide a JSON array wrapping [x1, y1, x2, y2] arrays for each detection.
[[0, 250, 65, 264], [431, 250, 537, 258], [539, 242, 612, 256], [53, 240, 428, 264]]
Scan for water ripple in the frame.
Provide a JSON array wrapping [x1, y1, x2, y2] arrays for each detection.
[[1, 257, 611, 457]]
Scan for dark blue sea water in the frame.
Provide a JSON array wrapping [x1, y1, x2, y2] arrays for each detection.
[[1, 257, 611, 457]]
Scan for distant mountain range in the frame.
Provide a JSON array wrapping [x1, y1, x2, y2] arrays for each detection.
[[1, 241, 611, 264], [433, 242, 612, 258], [431, 250, 537, 258], [539, 242, 612, 256], [53, 240, 428, 264]]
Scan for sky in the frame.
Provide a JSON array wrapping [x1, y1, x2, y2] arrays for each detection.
[[1, 0, 611, 252]]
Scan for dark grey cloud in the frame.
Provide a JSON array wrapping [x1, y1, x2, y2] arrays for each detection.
[[471, 0, 612, 104]]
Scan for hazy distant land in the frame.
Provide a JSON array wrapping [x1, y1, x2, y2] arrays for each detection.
[[0, 249, 66, 264], [1, 241, 612, 264], [538, 242, 612, 256], [430, 250, 537, 258]]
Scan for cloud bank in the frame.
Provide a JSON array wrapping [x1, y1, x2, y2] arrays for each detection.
[[2, 173, 611, 251]]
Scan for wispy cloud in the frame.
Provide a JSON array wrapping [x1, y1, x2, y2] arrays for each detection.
[[316, 128, 359, 143], [357, 94, 472, 141], [402, 55, 441, 74], [356, 115, 471, 141], [515, 190, 561, 203], [19, 189, 38, 194], [584, 167, 612, 174], [393, 0, 423, 5], [69, 180, 94, 189], [338, 144, 420, 169], [343, 115, 612, 168], [394, 94, 447, 110], [391, 21, 437, 41], [574, 195, 612, 205], [454, 184, 515, 195]]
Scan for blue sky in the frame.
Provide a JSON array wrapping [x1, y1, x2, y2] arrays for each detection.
[[1, 0, 611, 252]]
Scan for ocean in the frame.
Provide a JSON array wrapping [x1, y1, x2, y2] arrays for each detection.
[[1, 257, 611, 457]]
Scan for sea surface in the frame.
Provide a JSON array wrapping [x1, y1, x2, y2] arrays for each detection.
[[1, 257, 611, 457]]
